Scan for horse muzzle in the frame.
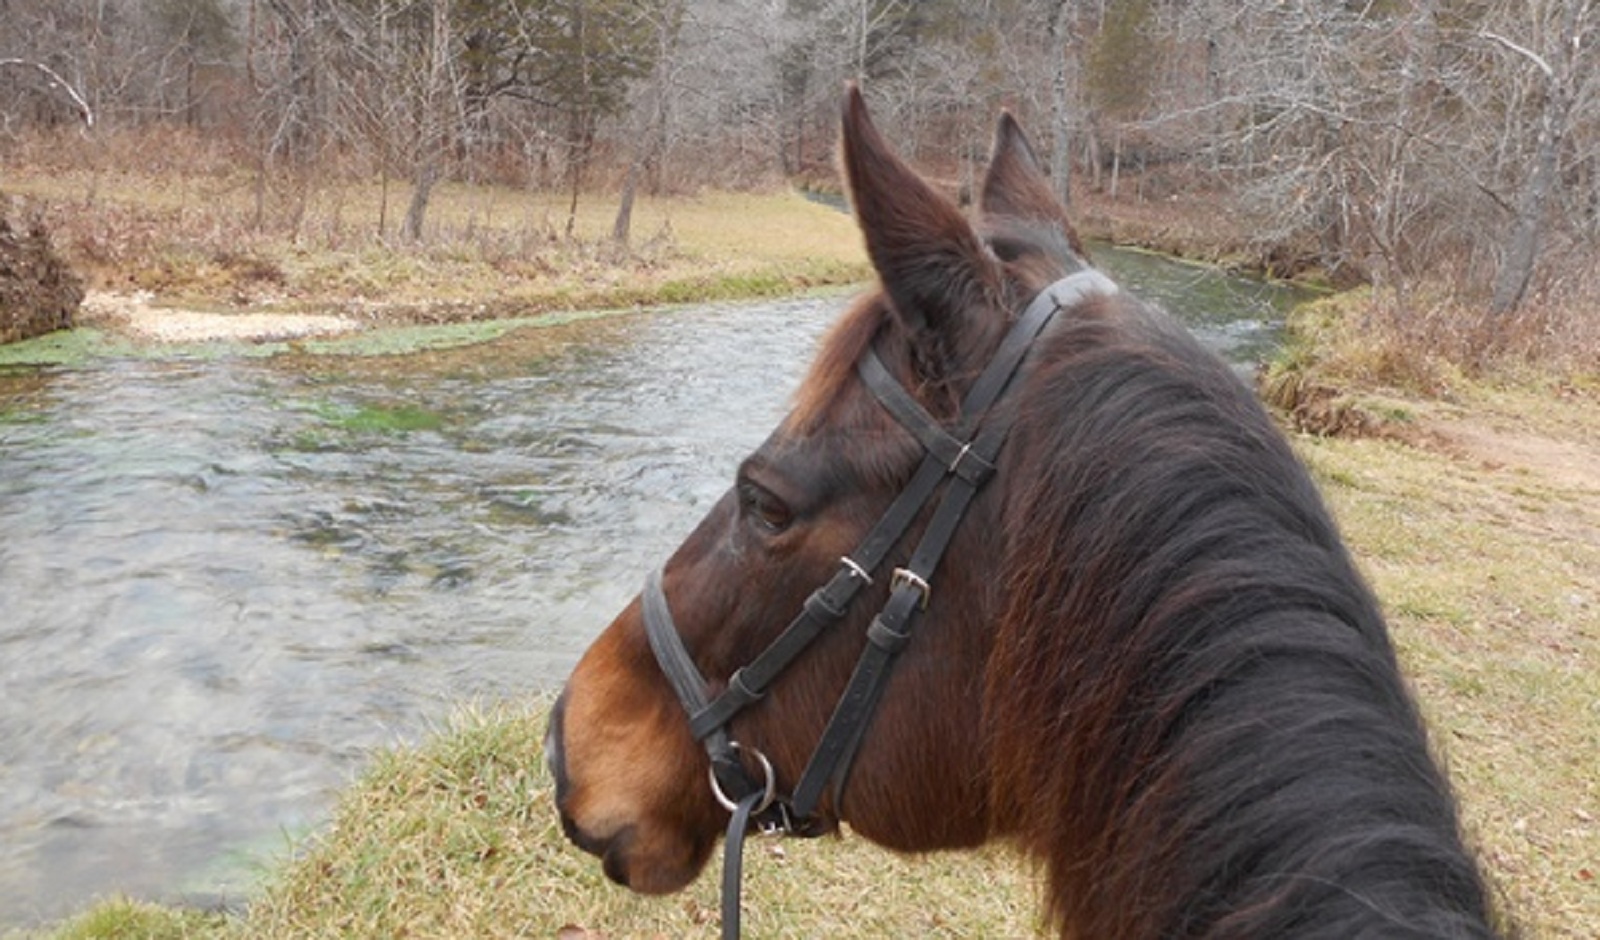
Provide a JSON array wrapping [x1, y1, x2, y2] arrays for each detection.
[[545, 690, 708, 895]]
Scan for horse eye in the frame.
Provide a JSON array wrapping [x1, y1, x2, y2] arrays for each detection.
[[738, 481, 793, 534]]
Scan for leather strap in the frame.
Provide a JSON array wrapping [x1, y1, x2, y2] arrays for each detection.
[[719, 789, 765, 940], [788, 270, 1116, 816], [640, 269, 1119, 827]]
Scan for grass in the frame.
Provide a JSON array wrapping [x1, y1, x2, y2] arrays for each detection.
[[1266, 283, 1600, 403], [1291, 385, 1599, 938], [240, 702, 1041, 939], [308, 400, 446, 435], [4, 155, 871, 318]]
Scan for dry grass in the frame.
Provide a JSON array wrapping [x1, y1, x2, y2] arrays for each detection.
[[1291, 385, 1600, 937], [226, 702, 1045, 940], [2, 128, 869, 317], [1268, 274, 1600, 400]]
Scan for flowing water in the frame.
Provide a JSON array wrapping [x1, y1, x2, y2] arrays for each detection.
[[0, 250, 1307, 926]]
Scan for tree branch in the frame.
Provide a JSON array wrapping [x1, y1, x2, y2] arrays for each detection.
[[1478, 30, 1554, 79], [0, 58, 95, 128]]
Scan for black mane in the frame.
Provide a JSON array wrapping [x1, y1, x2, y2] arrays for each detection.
[[986, 284, 1503, 937]]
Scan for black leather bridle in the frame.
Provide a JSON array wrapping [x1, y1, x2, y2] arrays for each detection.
[[641, 269, 1118, 937]]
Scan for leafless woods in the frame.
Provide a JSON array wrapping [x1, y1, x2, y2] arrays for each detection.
[[2, 1, 1595, 320]]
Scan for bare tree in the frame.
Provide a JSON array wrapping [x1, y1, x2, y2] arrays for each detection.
[[1046, 0, 1079, 208], [612, 1, 685, 246], [1482, 0, 1596, 316], [403, 0, 456, 241]]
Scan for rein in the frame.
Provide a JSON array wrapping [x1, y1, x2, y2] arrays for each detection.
[[642, 269, 1118, 938]]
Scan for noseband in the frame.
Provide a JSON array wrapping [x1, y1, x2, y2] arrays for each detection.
[[641, 269, 1117, 937]]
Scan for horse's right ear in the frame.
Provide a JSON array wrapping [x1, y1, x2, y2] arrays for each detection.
[[980, 111, 1085, 257], [839, 84, 999, 343]]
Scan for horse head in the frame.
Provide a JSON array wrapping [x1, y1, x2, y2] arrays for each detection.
[[545, 85, 1084, 894]]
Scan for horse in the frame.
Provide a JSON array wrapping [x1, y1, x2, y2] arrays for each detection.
[[545, 86, 1504, 938]]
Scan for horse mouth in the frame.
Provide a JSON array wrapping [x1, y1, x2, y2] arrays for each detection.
[[545, 693, 706, 895], [550, 753, 651, 891], [560, 814, 639, 889], [561, 814, 704, 895]]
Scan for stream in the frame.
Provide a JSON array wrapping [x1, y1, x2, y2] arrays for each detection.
[[0, 248, 1308, 926]]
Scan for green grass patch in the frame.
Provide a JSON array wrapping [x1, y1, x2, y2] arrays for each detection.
[[25, 898, 224, 940], [309, 400, 445, 435], [0, 329, 140, 368]]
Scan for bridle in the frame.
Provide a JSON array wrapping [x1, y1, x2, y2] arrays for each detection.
[[641, 269, 1118, 937]]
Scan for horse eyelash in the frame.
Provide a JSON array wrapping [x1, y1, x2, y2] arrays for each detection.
[[737, 480, 793, 534]]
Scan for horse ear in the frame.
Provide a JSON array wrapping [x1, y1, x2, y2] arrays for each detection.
[[840, 84, 999, 341], [979, 111, 1085, 256]]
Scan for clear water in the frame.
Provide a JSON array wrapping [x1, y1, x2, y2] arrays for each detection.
[[0, 253, 1306, 925]]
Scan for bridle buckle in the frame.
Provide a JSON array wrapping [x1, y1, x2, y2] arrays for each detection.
[[889, 567, 931, 609]]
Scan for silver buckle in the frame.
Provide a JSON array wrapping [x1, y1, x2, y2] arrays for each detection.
[[949, 441, 973, 474], [890, 567, 931, 609]]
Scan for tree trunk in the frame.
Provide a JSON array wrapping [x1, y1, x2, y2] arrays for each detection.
[[1490, 105, 1559, 317], [1109, 128, 1122, 200], [1088, 115, 1102, 192], [1485, 0, 1591, 317], [403, 161, 437, 242], [612, 161, 639, 246], [1489, 29, 1575, 317], [1048, 0, 1075, 209], [403, 0, 451, 244], [566, 126, 587, 241]]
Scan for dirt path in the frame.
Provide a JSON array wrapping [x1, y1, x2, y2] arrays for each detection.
[[1410, 390, 1600, 498], [1430, 418, 1600, 496]]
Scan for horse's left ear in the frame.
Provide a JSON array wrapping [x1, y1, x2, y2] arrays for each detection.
[[840, 85, 1000, 348], [979, 111, 1085, 257]]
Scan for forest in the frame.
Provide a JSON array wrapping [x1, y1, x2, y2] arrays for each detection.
[[2, 1, 1597, 348]]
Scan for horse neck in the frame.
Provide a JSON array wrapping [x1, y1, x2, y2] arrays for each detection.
[[981, 312, 1500, 937]]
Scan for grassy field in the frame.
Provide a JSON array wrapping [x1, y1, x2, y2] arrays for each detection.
[[1297, 388, 1599, 937]]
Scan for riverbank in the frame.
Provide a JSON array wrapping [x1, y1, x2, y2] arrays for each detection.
[[4, 170, 872, 350]]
